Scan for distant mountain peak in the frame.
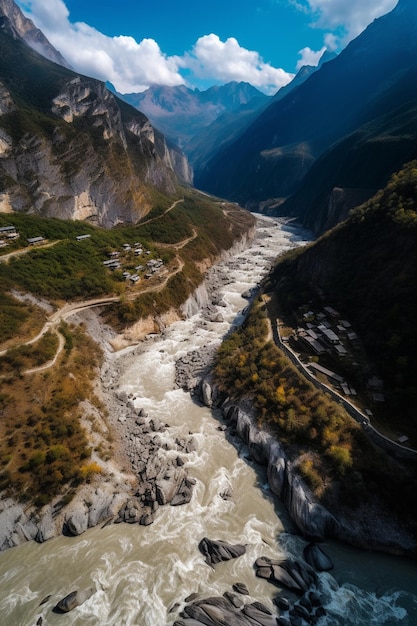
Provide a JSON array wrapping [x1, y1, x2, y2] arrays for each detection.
[[0, 0, 70, 67], [117, 81, 266, 148]]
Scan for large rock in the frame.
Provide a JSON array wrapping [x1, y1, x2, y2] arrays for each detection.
[[255, 557, 317, 594], [65, 506, 88, 536], [53, 587, 94, 613], [198, 538, 246, 566], [117, 498, 144, 524], [303, 543, 334, 571], [179, 594, 280, 626], [155, 468, 186, 505]]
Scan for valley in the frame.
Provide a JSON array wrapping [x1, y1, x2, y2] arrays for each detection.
[[0, 0, 417, 623], [1, 216, 416, 626]]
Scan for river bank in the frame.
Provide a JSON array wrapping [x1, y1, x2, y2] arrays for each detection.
[[0, 217, 259, 552], [0, 216, 416, 626]]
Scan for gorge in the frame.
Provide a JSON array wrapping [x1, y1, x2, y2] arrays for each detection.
[[0, 216, 415, 625]]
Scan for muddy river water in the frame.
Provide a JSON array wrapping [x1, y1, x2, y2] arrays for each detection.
[[0, 216, 415, 625]]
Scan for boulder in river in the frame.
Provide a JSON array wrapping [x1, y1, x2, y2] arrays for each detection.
[[198, 537, 246, 566], [232, 582, 249, 595], [179, 594, 280, 626], [303, 542, 334, 571], [255, 557, 317, 594], [53, 587, 94, 613]]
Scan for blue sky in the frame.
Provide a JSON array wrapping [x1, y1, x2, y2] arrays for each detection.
[[17, 0, 398, 94]]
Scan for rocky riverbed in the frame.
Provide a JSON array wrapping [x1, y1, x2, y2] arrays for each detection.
[[1, 217, 416, 626]]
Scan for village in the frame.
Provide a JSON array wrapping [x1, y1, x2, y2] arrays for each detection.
[[101, 242, 165, 285], [280, 303, 387, 423], [0, 224, 166, 288]]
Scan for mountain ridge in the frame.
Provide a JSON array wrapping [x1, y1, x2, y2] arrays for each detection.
[[0, 22, 192, 226], [116, 81, 267, 149], [194, 0, 417, 227], [0, 0, 70, 68]]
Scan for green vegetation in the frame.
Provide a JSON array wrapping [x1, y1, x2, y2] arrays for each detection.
[[0, 291, 46, 348], [0, 325, 101, 506], [0, 189, 254, 505], [272, 160, 417, 441], [213, 297, 417, 527], [0, 331, 58, 376], [214, 299, 359, 483]]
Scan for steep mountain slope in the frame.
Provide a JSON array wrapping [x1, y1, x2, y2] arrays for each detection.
[[282, 71, 417, 234], [271, 160, 417, 436], [189, 62, 326, 184], [0, 0, 69, 67], [0, 20, 190, 226], [119, 82, 266, 148], [196, 0, 417, 219]]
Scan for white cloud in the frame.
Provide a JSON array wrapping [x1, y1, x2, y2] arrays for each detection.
[[16, 1, 293, 94], [296, 46, 326, 69], [180, 34, 294, 94], [17, 0, 185, 93], [293, 0, 398, 72], [294, 0, 398, 43]]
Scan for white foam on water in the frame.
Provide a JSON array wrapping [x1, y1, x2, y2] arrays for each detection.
[[0, 585, 38, 613], [317, 573, 411, 625], [2, 217, 417, 626]]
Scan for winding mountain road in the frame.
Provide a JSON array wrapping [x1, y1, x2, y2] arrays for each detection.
[[264, 297, 417, 458]]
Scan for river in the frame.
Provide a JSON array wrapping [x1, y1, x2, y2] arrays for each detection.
[[0, 216, 415, 625]]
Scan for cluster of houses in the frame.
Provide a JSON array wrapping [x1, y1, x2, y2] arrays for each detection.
[[0, 225, 20, 248], [102, 243, 164, 285], [296, 306, 358, 359], [0, 225, 48, 248], [290, 305, 386, 406]]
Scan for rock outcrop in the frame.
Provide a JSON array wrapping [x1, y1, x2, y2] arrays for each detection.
[[53, 588, 94, 613], [0, 21, 191, 226], [198, 384, 338, 542], [198, 537, 246, 566], [197, 375, 417, 554], [0, 0, 70, 68]]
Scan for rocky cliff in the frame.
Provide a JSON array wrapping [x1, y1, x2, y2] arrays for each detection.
[[0, 19, 192, 226], [0, 0, 70, 67], [198, 376, 417, 555]]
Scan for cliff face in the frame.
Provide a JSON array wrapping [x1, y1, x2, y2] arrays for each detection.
[[0, 0, 70, 67], [0, 23, 192, 226], [199, 377, 417, 555]]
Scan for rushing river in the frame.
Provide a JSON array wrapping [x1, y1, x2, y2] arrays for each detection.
[[0, 216, 416, 626]]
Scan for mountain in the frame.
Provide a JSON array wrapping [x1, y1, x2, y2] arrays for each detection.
[[0, 0, 70, 68], [195, 0, 417, 225], [190, 60, 329, 191], [118, 82, 267, 148], [281, 85, 417, 235], [271, 159, 417, 441], [0, 12, 192, 226]]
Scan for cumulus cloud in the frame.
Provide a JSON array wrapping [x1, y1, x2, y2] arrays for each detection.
[[17, 0, 293, 94], [296, 46, 326, 69], [17, 0, 185, 93], [293, 0, 398, 46], [179, 34, 294, 94]]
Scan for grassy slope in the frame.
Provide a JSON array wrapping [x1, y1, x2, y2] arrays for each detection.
[[0, 192, 255, 505]]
